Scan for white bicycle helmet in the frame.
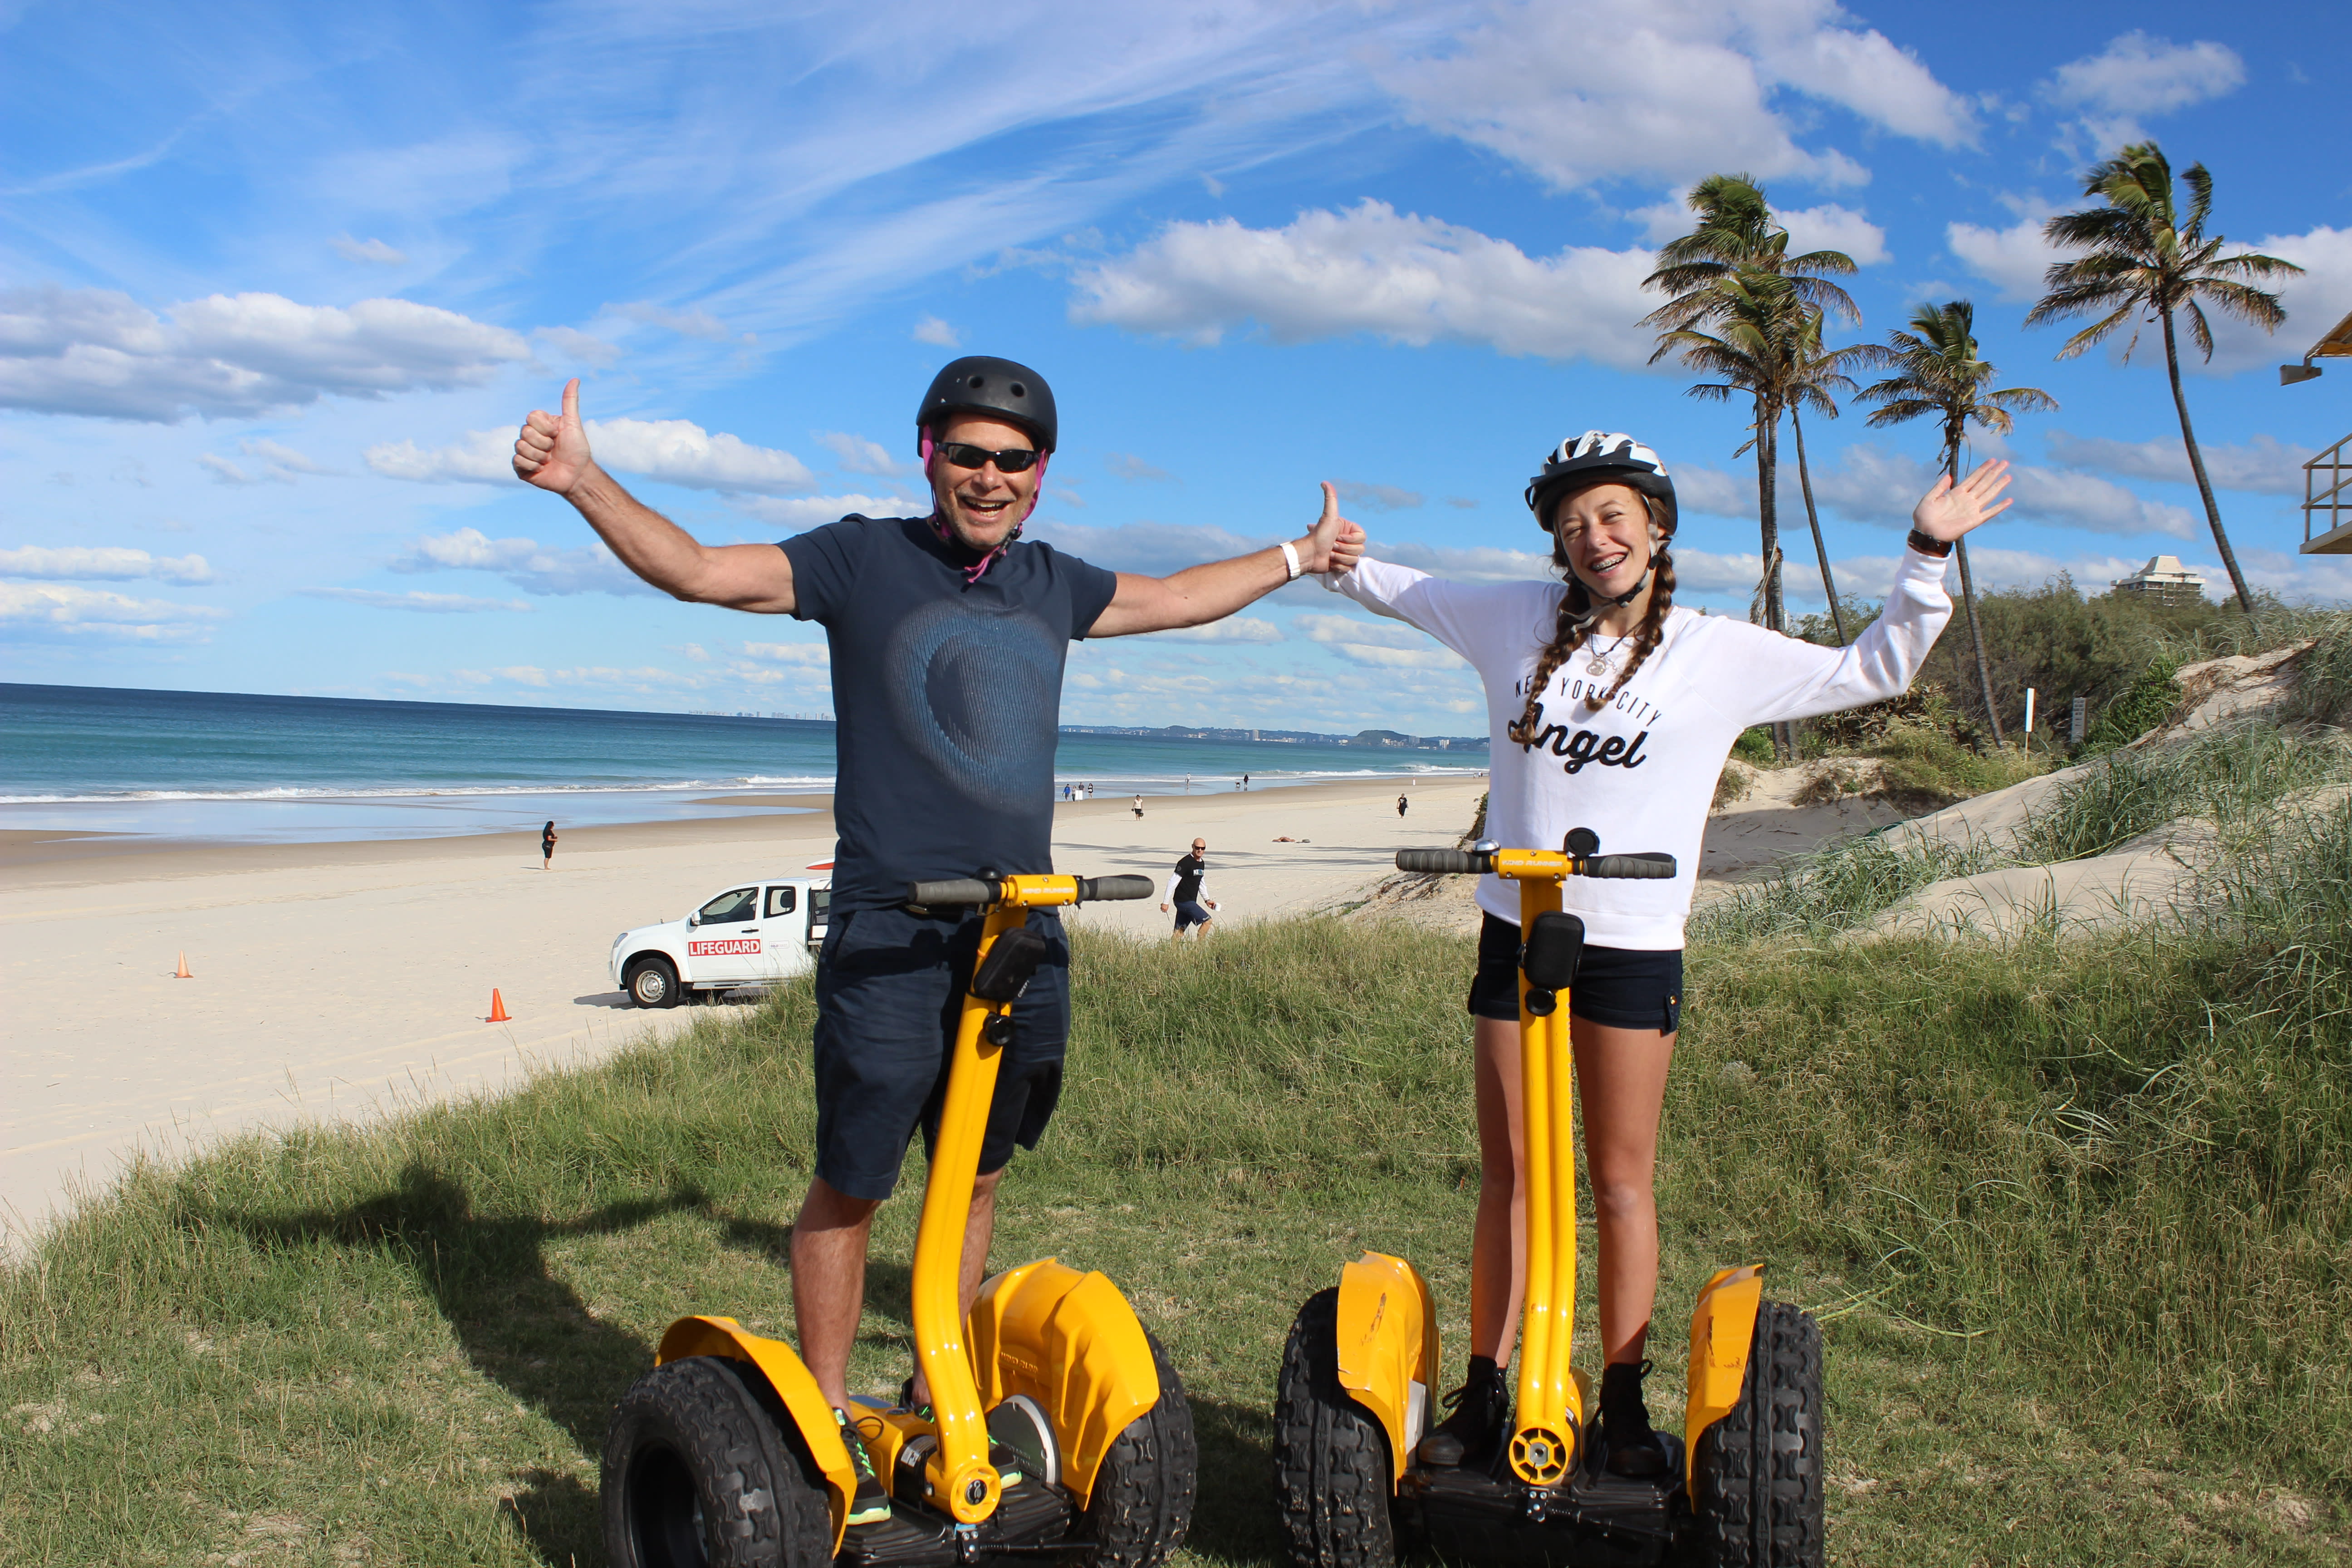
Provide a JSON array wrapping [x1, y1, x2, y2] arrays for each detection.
[[1524, 431, 1677, 534]]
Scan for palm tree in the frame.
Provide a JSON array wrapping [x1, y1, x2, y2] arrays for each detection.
[[1854, 300, 2057, 746], [1644, 174, 1862, 643], [2026, 142, 2301, 614]]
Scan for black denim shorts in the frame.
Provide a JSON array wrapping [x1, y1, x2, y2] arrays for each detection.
[[810, 904, 1069, 1201], [1466, 912, 1682, 1034]]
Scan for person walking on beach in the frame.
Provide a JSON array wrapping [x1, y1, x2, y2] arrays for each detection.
[[1160, 837, 1216, 938], [1320, 429, 2009, 1477], [1132, 794, 1145, 818], [540, 820, 557, 870], [511, 354, 1362, 1525], [1396, 793, 1408, 819]]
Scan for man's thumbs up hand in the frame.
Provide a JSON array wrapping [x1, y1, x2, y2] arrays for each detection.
[[513, 378, 594, 495]]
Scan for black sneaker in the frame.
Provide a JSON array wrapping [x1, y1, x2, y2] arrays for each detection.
[[1598, 1361, 1668, 1478], [837, 1408, 893, 1527], [897, 1377, 1026, 1489], [1418, 1357, 1509, 1467]]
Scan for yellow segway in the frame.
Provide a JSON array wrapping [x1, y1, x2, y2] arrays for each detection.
[[603, 871, 1196, 1567], [1273, 831, 1824, 1567]]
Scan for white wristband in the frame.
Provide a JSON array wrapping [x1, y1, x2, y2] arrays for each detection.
[[1279, 540, 1302, 580]]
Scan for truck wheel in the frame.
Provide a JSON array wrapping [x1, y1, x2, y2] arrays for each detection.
[[603, 1354, 833, 1568], [627, 958, 681, 1009], [1693, 1301, 1824, 1568], [1080, 1330, 1197, 1568], [1271, 1287, 1396, 1568]]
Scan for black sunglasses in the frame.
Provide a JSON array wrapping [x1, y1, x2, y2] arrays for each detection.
[[936, 441, 1041, 473]]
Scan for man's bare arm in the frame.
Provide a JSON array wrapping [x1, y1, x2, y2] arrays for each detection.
[[513, 378, 798, 614], [1087, 482, 1365, 638]]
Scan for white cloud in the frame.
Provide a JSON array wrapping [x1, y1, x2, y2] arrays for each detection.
[[1369, 540, 1554, 583], [0, 285, 531, 421], [1378, 0, 1973, 194], [534, 325, 620, 365], [739, 641, 832, 667], [1667, 546, 1773, 595], [614, 302, 743, 343], [2040, 32, 2244, 145], [0, 545, 213, 584], [332, 235, 409, 265], [1028, 519, 1267, 579], [1334, 480, 1424, 513], [816, 430, 910, 476], [389, 527, 655, 596], [1295, 611, 1465, 669], [1945, 212, 2058, 302], [1071, 201, 1657, 367], [0, 582, 227, 641], [2044, 430, 2308, 495], [728, 492, 925, 532], [1106, 453, 1173, 482], [198, 453, 279, 485], [366, 417, 816, 493], [298, 588, 532, 613], [913, 314, 962, 348], [1779, 203, 1889, 266], [243, 437, 331, 475], [1145, 617, 1284, 644], [1685, 446, 2198, 539]]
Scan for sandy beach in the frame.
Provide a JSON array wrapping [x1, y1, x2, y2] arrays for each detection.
[[0, 761, 1917, 1250], [0, 776, 1487, 1247]]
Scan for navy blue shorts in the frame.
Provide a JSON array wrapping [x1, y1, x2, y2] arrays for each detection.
[[1466, 913, 1681, 1034], [1173, 900, 1212, 931], [810, 904, 1070, 1202]]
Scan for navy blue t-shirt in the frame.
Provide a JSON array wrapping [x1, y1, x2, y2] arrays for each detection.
[[780, 515, 1119, 913]]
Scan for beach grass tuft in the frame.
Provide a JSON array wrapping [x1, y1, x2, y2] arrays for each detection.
[[5, 902, 2349, 1563]]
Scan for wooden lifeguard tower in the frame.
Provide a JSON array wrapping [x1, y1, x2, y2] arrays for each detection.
[[2285, 309, 2352, 554]]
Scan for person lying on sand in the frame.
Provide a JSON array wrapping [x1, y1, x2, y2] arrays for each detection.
[[1318, 429, 2008, 1477], [512, 353, 1363, 1525]]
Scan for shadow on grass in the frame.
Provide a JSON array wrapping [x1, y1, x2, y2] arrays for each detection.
[[197, 1161, 706, 1566], [1189, 1392, 1280, 1563]]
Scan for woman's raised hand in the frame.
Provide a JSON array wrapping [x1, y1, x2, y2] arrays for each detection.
[[513, 378, 596, 495], [1912, 458, 2013, 542]]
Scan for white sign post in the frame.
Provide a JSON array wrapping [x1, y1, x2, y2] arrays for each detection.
[[2024, 688, 2037, 754]]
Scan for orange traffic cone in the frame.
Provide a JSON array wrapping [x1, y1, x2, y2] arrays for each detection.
[[487, 988, 510, 1023], [174, 952, 193, 979]]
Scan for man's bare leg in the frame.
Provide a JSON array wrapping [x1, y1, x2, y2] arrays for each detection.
[[791, 1175, 882, 1410]]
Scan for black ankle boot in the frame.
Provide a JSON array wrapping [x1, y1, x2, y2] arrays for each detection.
[[1419, 1356, 1509, 1467], [1599, 1360, 1667, 1477]]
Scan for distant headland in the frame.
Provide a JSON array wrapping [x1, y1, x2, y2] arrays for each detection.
[[1058, 723, 1486, 752]]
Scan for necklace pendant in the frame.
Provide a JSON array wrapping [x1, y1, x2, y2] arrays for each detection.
[[1587, 655, 1612, 676]]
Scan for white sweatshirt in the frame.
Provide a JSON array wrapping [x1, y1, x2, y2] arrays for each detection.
[[1325, 546, 1955, 948]]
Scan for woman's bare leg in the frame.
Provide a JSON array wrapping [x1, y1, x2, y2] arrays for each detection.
[[1571, 1019, 1677, 1365], [1468, 1014, 1526, 1364]]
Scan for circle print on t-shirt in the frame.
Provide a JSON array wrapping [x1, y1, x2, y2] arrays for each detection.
[[882, 597, 1063, 813]]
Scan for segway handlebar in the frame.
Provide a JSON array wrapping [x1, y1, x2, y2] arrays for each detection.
[[906, 872, 1158, 909], [1393, 846, 1678, 879]]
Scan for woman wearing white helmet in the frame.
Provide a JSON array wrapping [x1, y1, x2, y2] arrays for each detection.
[[1321, 429, 2012, 1476]]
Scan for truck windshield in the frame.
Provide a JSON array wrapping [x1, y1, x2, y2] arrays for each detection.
[[698, 887, 758, 924]]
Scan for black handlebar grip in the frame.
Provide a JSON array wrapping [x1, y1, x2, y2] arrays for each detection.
[[906, 878, 999, 907], [1077, 874, 1155, 902], [1396, 848, 1490, 874], [1582, 853, 1678, 879]]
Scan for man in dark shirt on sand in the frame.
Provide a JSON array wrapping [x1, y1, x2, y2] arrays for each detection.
[[1159, 837, 1216, 938], [512, 356, 1361, 1524]]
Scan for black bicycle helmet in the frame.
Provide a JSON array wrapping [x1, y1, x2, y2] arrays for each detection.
[[915, 356, 1058, 452], [1524, 431, 1676, 533]]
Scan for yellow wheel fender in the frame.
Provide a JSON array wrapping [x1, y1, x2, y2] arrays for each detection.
[[657, 1315, 858, 1554], [1333, 1252, 1440, 1485], [1683, 1264, 1765, 1503], [968, 1259, 1160, 1506]]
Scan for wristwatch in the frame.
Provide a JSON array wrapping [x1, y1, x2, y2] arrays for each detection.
[[1906, 528, 1953, 559]]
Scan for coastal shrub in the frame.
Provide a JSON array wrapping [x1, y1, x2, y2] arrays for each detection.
[[2017, 721, 2352, 863], [1730, 725, 1777, 764], [1866, 715, 2052, 808], [2280, 611, 2352, 730], [1687, 828, 2006, 944], [2081, 656, 2185, 751]]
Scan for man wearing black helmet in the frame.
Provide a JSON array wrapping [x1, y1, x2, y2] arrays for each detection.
[[512, 357, 1361, 1522]]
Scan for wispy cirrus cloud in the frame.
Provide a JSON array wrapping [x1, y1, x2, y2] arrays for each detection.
[[367, 416, 815, 493], [0, 545, 214, 584], [388, 527, 654, 597], [0, 582, 228, 641], [298, 587, 533, 613]]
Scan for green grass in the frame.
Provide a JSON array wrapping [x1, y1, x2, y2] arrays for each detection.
[[5, 903, 2348, 1565]]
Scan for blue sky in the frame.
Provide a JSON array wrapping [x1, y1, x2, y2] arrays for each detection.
[[3, 0, 2347, 735]]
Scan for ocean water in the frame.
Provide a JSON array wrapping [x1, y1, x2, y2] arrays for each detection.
[[1, 684, 1484, 845]]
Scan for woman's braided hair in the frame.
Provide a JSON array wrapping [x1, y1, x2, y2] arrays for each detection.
[[1505, 491, 1677, 745]]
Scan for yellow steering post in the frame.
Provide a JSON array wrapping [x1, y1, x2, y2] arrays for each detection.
[[1496, 852, 1583, 1486], [911, 875, 1084, 1524]]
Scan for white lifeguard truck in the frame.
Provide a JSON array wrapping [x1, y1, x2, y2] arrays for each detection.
[[611, 866, 832, 1008]]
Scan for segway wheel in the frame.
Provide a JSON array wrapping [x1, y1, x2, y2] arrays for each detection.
[[603, 1354, 833, 1568], [1692, 1301, 1824, 1568], [1271, 1288, 1397, 1568], [1080, 1330, 1198, 1568]]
